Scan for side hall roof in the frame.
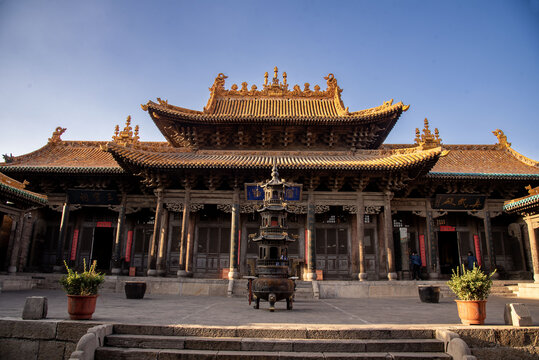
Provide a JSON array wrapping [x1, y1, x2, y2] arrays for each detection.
[[0, 172, 48, 206]]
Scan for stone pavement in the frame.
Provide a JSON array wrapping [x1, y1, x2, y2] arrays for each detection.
[[1, 289, 539, 326]]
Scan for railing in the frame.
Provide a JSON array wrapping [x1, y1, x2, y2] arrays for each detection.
[[257, 259, 289, 267]]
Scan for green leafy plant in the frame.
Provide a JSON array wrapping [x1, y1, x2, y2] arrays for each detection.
[[59, 259, 105, 296], [447, 265, 496, 301]]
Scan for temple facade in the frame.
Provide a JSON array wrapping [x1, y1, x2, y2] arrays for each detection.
[[1, 68, 539, 281]]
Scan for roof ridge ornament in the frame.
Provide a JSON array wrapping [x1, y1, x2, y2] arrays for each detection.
[[112, 115, 140, 147], [48, 126, 67, 145], [414, 118, 442, 150], [493, 129, 511, 149]]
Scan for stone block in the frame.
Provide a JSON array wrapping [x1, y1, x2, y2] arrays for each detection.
[[241, 338, 293, 352], [9, 319, 57, 339], [0, 338, 39, 359], [185, 337, 240, 351], [57, 321, 101, 342], [22, 296, 48, 320], [114, 323, 174, 336], [69, 350, 84, 359], [38, 340, 66, 360], [504, 303, 533, 326], [173, 325, 236, 338]]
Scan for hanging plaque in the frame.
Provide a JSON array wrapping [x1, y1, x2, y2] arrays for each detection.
[[432, 194, 485, 210]]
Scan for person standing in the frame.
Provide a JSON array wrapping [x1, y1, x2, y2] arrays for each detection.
[[410, 251, 422, 280], [467, 251, 478, 270]]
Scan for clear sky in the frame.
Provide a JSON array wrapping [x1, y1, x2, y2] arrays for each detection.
[[1, 0, 538, 161]]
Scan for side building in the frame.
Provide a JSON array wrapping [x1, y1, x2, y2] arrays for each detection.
[[1, 68, 538, 281]]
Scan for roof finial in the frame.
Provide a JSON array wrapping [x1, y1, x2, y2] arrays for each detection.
[[282, 72, 287, 86], [48, 126, 67, 144], [414, 118, 442, 150], [112, 115, 140, 147], [264, 71, 269, 87], [274, 66, 278, 80], [492, 129, 511, 149]]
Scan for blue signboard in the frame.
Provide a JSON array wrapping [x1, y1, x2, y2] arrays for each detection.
[[284, 185, 302, 201], [245, 185, 264, 200]]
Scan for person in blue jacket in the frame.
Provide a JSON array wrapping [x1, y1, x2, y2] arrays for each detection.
[[467, 251, 478, 270], [410, 251, 422, 280]]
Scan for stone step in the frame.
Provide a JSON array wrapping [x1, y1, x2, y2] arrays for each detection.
[[96, 347, 451, 360], [112, 324, 436, 340], [105, 334, 445, 353]]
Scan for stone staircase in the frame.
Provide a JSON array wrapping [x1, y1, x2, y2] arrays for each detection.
[[95, 324, 451, 359]]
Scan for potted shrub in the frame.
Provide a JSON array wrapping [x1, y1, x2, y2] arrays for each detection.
[[447, 265, 496, 325], [59, 259, 105, 320]]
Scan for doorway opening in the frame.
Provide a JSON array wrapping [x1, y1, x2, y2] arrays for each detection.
[[91, 227, 114, 272], [438, 231, 460, 275]]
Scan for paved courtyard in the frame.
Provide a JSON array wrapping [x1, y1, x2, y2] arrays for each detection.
[[1, 289, 539, 326]]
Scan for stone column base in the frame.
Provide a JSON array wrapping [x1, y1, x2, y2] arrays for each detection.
[[8, 266, 16, 274], [491, 271, 500, 280], [52, 265, 64, 273], [358, 272, 368, 281], [157, 269, 166, 277], [534, 274, 539, 283], [305, 271, 317, 281], [147, 269, 158, 277], [177, 269, 188, 277], [111, 268, 122, 275], [387, 272, 398, 281], [428, 272, 439, 279], [228, 269, 240, 280]]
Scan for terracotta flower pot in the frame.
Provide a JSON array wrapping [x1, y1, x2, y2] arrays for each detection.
[[67, 295, 98, 320], [455, 299, 487, 325]]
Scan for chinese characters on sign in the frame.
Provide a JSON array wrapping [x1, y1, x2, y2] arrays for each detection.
[[245, 185, 264, 200], [67, 190, 120, 205], [432, 194, 485, 210], [70, 229, 79, 261], [419, 235, 427, 267]]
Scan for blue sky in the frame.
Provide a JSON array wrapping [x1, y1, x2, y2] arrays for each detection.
[[1, 0, 538, 161]]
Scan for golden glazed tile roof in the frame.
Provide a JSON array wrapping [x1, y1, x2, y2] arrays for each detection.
[[504, 186, 539, 214], [381, 143, 539, 180], [1, 141, 123, 174], [0, 172, 48, 205], [104, 142, 442, 171], [141, 68, 409, 124]]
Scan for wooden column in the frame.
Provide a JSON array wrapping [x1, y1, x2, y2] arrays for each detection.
[[357, 193, 367, 281], [177, 188, 191, 277], [524, 217, 539, 282], [8, 212, 25, 274], [383, 192, 397, 280], [483, 210, 496, 272], [147, 189, 163, 276], [156, 208, 169, 276], [426, 201, 440, 279], [228, 188, 240, 279], [305, 190, 317, 280], [53, 201, 70, 272], [185, 215, 196, 275], [111, 194, 127, 274]]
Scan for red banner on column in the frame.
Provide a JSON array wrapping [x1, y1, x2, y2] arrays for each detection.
[[473, 234, 482, 267], [304, 229, 309, 262], [70, 229, 79, 261], [419, 234, 427, 267], [125, 230, 133, 262]]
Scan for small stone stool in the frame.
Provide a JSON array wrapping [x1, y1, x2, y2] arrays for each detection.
[[22, 296, 48, 320], [504, 303, 532, 326]]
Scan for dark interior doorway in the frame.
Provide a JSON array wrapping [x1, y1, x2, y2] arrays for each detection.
[[438, 231, 460, 274], [91, 227, 114, 272]]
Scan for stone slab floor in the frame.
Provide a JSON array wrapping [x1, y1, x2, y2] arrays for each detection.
[[1, 289, 539, 326]]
